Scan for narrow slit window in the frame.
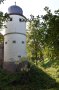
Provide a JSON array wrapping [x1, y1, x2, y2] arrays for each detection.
[[18, 55, 21, 58], [22, 41, 24, 44], [12, 40, 16, 43], [19, 18, 22, 22], [10, 18, 12, 21]]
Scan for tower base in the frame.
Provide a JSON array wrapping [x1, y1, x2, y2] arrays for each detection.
[[3, 62, 19, 73], [3, 61, 30, 73]]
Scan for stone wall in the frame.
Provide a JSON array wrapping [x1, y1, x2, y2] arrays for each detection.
[[0, 43, 4, 67]]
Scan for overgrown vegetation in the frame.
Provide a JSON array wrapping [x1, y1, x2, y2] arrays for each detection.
[[0, 62, 59, 90], [27, 7, 59, 64]]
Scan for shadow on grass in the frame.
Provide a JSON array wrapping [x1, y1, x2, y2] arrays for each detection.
[[0, 65, 59, 90]]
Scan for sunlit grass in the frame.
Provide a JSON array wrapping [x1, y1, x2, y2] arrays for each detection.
[[38, 59, 59, 83]]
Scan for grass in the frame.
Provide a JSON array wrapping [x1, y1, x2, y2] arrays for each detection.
[[0, 59, 59, 90], [0, 62, 59, 90], [39, 59, 59, 83]]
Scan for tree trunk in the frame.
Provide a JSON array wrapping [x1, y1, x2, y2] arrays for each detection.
[[35, 52, 38, 65]]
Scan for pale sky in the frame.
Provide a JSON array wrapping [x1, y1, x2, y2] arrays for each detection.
[[0, 0, 59, 18]]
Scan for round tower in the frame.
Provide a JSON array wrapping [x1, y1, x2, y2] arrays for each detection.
[[3, 4, 27, 72]]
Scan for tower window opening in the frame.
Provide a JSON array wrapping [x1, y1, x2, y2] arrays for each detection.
[[10, 18, 12, 21], [12, 40, 16, 43], [23, 19, 26, 22], [22, 41, 24, 44], [5, 42, 7, 44], [18, 55, 21, 58], [19, 18, 22, 22], [19, 18, 25, 22]]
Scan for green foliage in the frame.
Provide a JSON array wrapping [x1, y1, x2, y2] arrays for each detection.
[[0, 12, 4, 28], [0, 12, 9, 43], [0, 33, 4, 44], [0, 12, 9, 29], [27, 15, 44, 64], [42, 7, 59, 60], [27, 7, 59, 63]]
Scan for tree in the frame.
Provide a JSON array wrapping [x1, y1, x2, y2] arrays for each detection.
[[0, 33, 4, 44], [42, 7, 59, 60], [0, 12, 4, 43], [0, 0, 5, 4], [0, 12, 9, 43], [0, 12, 4, 28], [27, 15, 44, 65]]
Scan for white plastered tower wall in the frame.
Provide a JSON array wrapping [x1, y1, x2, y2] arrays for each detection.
[[4, 15, 26, 62], [3, 5, 27, 72]]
